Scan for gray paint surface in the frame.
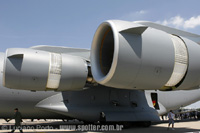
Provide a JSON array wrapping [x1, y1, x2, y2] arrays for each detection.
[[1, 20, 200, 123], [0, 49, 200, 122]]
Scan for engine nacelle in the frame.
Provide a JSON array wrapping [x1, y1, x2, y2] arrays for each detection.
[[3, 48, 88, 91], [91, 20, 200, 90]]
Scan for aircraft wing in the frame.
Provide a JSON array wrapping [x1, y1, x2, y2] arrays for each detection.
[[3, 20, 200, 92], [135, 21, 200, 44], [2, 20, 200, 125], [31, 45, 90, 61]]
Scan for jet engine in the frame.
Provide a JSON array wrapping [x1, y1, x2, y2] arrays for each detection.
[[3, 48, 88, 91], [91, 20, 200, 90]]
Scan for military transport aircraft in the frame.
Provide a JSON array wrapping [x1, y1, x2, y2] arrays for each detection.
[[1, 20, 200, 126]]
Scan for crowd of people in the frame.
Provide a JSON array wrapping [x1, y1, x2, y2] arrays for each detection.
[[161, 110, 200, 121], [160, 110, 200, 130]]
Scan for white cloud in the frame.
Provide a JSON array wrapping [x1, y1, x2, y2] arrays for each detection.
[[184, 16, 200, 29], [171, 16, 184, 27], [157, 15, 200, 29], [135, 10, 147, 15], [120, 10, 148, 21]]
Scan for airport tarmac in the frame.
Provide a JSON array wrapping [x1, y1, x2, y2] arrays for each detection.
[[0, 119, 199, 133]]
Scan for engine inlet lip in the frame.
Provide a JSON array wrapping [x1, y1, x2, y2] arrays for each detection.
[[91, 21, 119, 84]]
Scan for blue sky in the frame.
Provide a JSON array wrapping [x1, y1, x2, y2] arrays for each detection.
[[0, 0, 200, 108], [0, 0, 200, 52]]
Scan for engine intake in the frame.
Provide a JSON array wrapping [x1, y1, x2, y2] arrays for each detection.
[[91, 20, 191, 90]]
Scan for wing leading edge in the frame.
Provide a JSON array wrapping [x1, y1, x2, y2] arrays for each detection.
[[135, 21, 200, 44]]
